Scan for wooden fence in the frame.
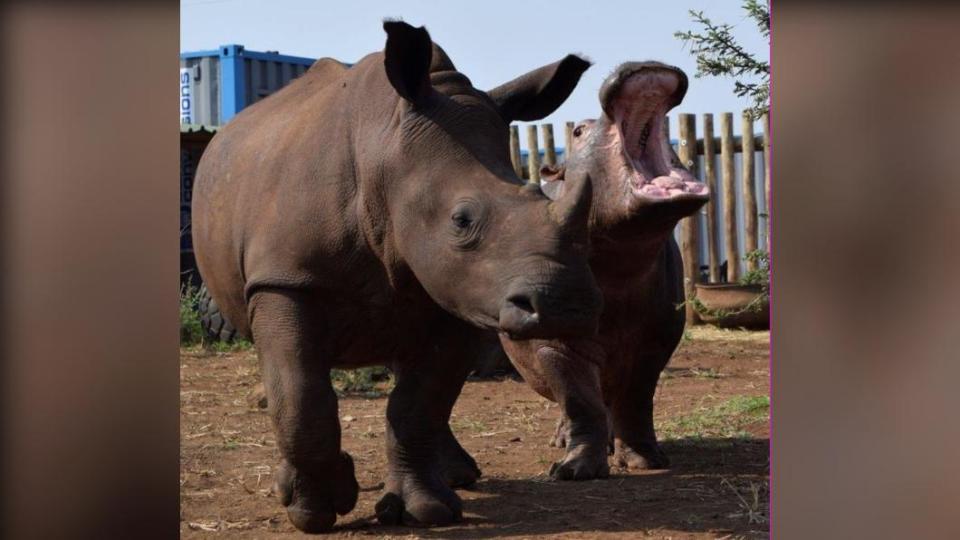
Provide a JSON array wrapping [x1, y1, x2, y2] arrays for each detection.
[[511, 111, 770, 324]]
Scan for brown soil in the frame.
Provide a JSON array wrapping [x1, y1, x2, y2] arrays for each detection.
[[180, 327, 769, 539]]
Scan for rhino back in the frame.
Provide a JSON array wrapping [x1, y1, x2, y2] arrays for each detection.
[[192, 52, 397, 337]]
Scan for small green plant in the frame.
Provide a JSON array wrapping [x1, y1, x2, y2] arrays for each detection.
[[331, 366, 393, 396], [451, 418, 488, 433], [721, 477, 769, 525], [689, 367, 723, 379], [679, 249, 769, 320], [205, 339, 254, 353], [658, 395, 768, 439], [223, 439, 240, 451], [739, 249, 769, 287], [180, 283, 204, 346]]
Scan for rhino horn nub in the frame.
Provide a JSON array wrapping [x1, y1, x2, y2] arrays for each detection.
[[549, 170, 593, 237]]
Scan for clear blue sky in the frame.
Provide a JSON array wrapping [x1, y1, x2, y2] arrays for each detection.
[[180, 0, 768, 149]]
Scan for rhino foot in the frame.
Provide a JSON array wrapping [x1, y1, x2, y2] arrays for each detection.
[[613, 439, 670, 470], [552, 416, 616, 455], [275, 452, 359, 533], [548, 443, 610, 481], [375, 472, 463, 526]]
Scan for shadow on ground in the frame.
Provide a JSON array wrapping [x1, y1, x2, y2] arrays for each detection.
[[333, 437, 769, 538]]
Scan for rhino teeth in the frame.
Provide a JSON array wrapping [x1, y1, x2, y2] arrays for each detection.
[[638, 123, 651, 153]]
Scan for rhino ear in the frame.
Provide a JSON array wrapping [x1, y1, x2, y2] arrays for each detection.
[[538, 165, 566, 200], [487, 55, 591, 122], [383, 20, 433, 104], [540, 164, 565, 182]]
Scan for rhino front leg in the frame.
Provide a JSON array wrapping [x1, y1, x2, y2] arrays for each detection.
[[249, 289, 359, 533], [375, 350, 472, 526], [551, 411, 615, 455], [526, 343, 610, 481], [610, 353, 671, 470]]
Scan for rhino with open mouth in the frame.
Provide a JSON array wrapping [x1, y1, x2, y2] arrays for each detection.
[[500, 61, 710, 480]]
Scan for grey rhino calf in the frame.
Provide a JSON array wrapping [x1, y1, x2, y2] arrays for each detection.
[[191, 21, 603, 533], [500, 61, 710, 480]]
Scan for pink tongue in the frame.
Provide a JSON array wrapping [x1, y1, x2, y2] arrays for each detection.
[[639, 184, 669, 197], [652, 176, 686, 190]]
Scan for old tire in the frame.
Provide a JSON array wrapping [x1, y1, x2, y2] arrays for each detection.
[[198, 283, 237, 342]]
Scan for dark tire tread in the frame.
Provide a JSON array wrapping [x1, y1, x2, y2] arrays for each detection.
[[198, 283, 237, 343]]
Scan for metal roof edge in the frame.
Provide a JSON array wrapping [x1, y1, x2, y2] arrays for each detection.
[[242, 50, 317, 66], [180, 45, 317, 66], [180, 49, 220, 59], [180, 123, 220, 133]]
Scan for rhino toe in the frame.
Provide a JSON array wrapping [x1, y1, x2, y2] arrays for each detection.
[[614, 442, 670, 470], [548, 443, 610, 481], [441, 459, 481, 488], [403, 494, 462, 526], [286, 505, 337, 534], [275, 453, 359, 533], [374, 492, 405, 525], [376, 473, 464, 527]]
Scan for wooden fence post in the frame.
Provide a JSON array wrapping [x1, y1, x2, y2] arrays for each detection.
[[742, 112, 759, 271], [702, 114, 721, 283], [564, 121, 575, 164], [526, 125, 541, 183], [677, 113, 700, 325], [509, 125, 522, 178], [720, 113, 739, 282], [541, 124, 556, 166], [763, 113, 771, 253]]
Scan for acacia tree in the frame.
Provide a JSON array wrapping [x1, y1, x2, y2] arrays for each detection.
[[675, 1, 771, 311], [675, 0, 770, 121]]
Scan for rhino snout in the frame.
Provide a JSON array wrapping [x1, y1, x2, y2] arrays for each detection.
[[499, 292, 541, 337], [497, 281, 602, 340]]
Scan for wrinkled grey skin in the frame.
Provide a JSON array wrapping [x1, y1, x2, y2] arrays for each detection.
[[191, 21, 604, 532], [499, 61, 711, 480]]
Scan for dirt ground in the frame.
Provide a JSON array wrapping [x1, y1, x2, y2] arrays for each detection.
[[180, 326, 769, 539]]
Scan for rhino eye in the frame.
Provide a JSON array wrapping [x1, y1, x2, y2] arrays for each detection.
[[449, 200, 485, 250], [452, 212, 472, 229], [573, 125, 584, 137]]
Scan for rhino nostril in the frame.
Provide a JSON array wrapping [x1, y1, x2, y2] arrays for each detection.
[[506, 294, 537, 316]]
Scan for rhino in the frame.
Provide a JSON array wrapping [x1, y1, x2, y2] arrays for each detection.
[[191, 21, 603, 532], [499, 61, 710, 480]]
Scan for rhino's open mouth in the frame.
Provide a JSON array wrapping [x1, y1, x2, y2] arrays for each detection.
[[609, 69, 708, 201]]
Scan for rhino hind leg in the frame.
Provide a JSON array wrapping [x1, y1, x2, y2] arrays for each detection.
[[376, 349, 472, 527], [610, 354, 672, 470], [438, 424, 481, 487], [249, 289, 359, 533]]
